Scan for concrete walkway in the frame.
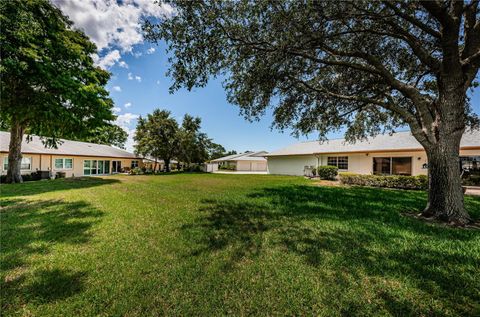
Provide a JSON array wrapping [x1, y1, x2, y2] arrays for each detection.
[[465, 186, 480, 196]]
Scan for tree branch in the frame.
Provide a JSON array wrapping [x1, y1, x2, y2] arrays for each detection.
[[382, 1, 441, 38]]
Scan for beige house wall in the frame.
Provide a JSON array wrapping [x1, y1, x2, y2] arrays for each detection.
[[1, 153, 142, 177], [267, 149, 480, 176]]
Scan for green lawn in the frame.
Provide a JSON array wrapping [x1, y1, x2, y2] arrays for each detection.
[[1, 174, 479, 316]]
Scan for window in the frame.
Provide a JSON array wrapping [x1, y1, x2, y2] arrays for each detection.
[[131, 160, 139, 168], [327, 156, 348, 170], [373, 157, 412, 175], [460, 156, 480, 175], [54, 158, 73, 169], [83, 160, 110, 176], [3, 157, 31, 170]]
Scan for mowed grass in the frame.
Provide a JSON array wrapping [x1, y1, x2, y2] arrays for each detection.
[[1, 174, 480, 316]]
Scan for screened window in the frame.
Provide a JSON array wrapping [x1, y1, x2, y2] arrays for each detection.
[[131, 160, 139, 168], [3, 157, 31, 170], [327, 156, 348, 170], [373, 157, 412, 175]]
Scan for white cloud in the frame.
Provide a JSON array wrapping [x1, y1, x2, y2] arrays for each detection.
[[128, 72, 141, 82], [112, 106, 122, 113], [112, 86, 121, 92], [52, 0, 173, 53], [124, 102, 132, 108], [118, 61, 129, 68], [156, 80, 160, 85], [147, 47, 156, 54], [92, 49, 121, 69], [115, 112, 140, 152], [116, 112, 139, 126]]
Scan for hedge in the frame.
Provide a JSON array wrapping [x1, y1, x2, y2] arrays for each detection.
[[314, 165, 338, 180], [339, 172, 428, 190]]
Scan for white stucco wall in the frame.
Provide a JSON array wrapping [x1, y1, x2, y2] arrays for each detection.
[[267, 155, 318, 175], [267, 149, 480, 176]]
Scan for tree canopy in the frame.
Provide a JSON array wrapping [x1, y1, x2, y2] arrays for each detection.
[[134, 109, 227, 170], [1, 0, 116, 182], [144, 0, 480, 224]]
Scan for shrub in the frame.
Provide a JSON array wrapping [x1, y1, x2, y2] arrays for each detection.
[[129, 167, 143, 175], [339, 173, 428, 190], [317, 166, 338, 180], [462, 175, 480, 186]]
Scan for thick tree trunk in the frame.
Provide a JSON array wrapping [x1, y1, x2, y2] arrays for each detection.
[[5, 121, 24, 183], [164, 158, 171, 172], [421, 132, 471, 225]]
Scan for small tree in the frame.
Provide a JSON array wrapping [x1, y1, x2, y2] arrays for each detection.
[[1, 0, 115, 183], [177, 114, 211, 166], [134, 109, 179, 172], [80, 124, 128, 149], [144, 1, 480, 225]]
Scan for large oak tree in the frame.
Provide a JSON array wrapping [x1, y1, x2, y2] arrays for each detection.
[[0, 0, 115, 183], [144, 0, 480, 225]]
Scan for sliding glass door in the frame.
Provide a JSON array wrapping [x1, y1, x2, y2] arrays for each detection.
[[83, 160, 111, 176]]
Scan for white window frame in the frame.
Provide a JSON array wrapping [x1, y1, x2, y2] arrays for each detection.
[[54, 158, 74, 170], [3, 156, 32, 171]]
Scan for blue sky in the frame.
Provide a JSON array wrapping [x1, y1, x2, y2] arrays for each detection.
[[54, 0, 479, 153]]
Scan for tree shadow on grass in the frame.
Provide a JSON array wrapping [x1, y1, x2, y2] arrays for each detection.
[[1, 198, 104, 309], [184, 185, 480, 315], [0, 177, 120, 198]]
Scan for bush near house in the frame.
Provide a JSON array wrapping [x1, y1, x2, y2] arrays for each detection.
[[315, 166, 338, 180], [339, 173, 428, 190]]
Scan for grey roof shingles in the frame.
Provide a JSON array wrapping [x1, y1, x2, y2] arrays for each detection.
[[0, 131, 139, 158], [266, 130, 480, 157]]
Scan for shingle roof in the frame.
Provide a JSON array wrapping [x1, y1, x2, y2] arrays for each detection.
[[0, 131, 139, 158], [266, 130, 480, 157], [211, 151, 268, 162]]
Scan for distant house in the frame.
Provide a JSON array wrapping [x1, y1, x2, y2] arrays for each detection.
[[210, 151, 268, 172], [266, 131, 480, 176], [0, 131, 142, 178], [142, 157, 178, 171]]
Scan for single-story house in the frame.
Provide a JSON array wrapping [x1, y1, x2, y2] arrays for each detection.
[[142, 157, 178, 171], [0, 131, 143, 178], [266, 130, 480, 176], [210, 151, 268, 172]]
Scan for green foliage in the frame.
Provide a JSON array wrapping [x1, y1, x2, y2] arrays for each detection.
[[81, 124, 128, 149], [143, 1, 480, 140], [134, 109, 179, 172], [462, 175, 480, 186], [0, 0, 115, 143], [339, 173, 428, 190], [315, 166, 338, 180], [134, 109, 227, 169], [129, 167, 144, 175]]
